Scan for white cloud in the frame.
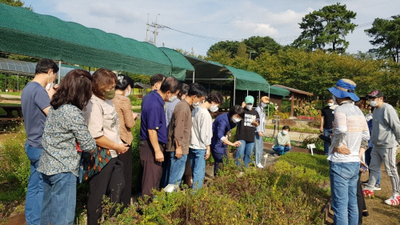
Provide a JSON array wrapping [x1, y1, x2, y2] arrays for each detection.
[[232, 20, 279, 37]]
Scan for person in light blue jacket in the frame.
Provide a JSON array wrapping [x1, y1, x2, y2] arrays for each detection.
[[254, 96, 269, 168]]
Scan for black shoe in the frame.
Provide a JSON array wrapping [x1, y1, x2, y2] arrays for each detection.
[[362, 211, 369, 217]]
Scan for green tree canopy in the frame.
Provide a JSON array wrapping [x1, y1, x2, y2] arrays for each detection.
[[207, 36, 281, 59], [292, 3, 356, 54], [365, 16, 400, 63]]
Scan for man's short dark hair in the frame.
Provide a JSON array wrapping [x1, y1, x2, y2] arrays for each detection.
[[178, 83, 190, 97], [150, 74, 165, 87], [35, 59, 59, 74], [282, 125, 290, 131], [187, 83, 207, 97], [160, 77, 181, 94], [206, 91, 224, 104], [229, 105, 244, 118]]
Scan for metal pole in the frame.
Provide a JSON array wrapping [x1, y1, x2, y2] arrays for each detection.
[[246, 90, 248, 96], [154, 14, 160, 46], [17, 74, 19, 91], [58, 61, 61, 84], [233, 77, 236, 106], [192, 71, 195, 83], [267, 85, 270, 119], [146, 14, 149, 43], [258, 90, 260, 105]]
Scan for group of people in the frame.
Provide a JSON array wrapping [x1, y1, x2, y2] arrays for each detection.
[[22, 59, 293, 225], [22, 59, 139, 225], [324, 78, 400, 225]]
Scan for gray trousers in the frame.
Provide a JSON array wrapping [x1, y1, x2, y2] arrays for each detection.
[[367, 146, 399, 195]]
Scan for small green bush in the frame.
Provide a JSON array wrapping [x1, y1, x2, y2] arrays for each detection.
[[129, 95, 142, 106], [101, 157, 330, 224]]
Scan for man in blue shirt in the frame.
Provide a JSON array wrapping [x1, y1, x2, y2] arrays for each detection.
[[21, 59, 58, 225], [139, 77, 181, 197], [210, 105, 244, 176]]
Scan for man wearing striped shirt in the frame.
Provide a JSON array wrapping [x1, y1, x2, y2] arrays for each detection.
[[328, 79, 370, 225]]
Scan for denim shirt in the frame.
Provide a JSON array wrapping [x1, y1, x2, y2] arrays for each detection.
[[38, 104, 96, 177]]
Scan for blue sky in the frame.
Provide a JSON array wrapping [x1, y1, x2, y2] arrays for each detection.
[[22, 0, 400, 56]]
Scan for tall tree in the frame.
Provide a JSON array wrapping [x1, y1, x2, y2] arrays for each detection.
[[207, 40, 240, 58], [244, 36, 281, 59], [365, 16, 400, 63], [292, 3, 356, 54]]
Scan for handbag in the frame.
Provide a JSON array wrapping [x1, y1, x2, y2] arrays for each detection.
[[81, 146, 113, 181]]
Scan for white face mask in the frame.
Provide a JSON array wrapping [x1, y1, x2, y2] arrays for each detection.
[[282, 130, 288, 135], [327, 103, 334, 107], [169, 95, 177, 102], [193, 101, 201, 107], [125, 87, 131, 97], [232, 117, 241, 123], [370, 100, 378, 107], [246, 104, 253, 110], [209, 104, 219, 113], [261, 102, 267, 108]]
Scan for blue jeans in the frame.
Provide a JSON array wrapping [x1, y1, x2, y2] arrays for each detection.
[[272, 146, 291, 155], [211, 151, 227, 176], [41, 172, 77, 225], [254, 133, 263, 165], [189, 148, 206, 190], [323, 128, 333, 154], [235, 140, 255, 167], [168, 152, 188, 185], [329, 161, 359, 225], [25, 143, 43, 225]]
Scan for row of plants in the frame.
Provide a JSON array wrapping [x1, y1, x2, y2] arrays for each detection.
[[98, 153, 330, 224]]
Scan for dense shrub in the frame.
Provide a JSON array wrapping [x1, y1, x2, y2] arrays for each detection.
[[102, 156, 330, 224], [0, 126, 29, 199]]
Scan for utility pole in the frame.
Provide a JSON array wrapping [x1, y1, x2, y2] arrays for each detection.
[[146, 13, 162, 46], [153, 14, 160, 46]]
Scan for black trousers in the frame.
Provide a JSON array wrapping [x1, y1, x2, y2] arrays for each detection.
[[139, 139, 165, 197], [87, 158, 125, 225], [118, 144, 132, 207], [357, 171, 367, 225]]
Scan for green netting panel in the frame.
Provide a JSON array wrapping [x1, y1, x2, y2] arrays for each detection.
[[0, 3, 172, 76], [159, 47, 194, 81], [224, 65, 269, 92], [269, 86, 290, 96]]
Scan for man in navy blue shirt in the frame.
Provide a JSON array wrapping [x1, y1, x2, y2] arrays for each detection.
[[21, 59, 58, 225], [139, 77, 181, 197]]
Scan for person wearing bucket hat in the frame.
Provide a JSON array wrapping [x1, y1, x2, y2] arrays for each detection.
[[327, 79, 370, 225], [235, 95, 260, 167], [363, 90, 400, 206]]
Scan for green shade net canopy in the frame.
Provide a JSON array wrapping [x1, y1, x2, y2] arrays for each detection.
[[269, 86, 290, 96], [158, 47, 194, 81], [0, 3, 172, 76]]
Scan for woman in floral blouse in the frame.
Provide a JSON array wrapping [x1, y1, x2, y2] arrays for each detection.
[[38, 69, 96, 225]]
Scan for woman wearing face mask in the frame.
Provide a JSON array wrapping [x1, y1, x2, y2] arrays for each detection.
[[189, 91, 224, 190], [210, 105, 244, 176], [112, 74, 139, 209], [82, 68, 129, 225], [235, 95, 260, 168], [272, 125, 291, 156]]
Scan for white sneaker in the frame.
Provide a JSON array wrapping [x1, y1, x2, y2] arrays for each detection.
[[384, 194, 400, 206], [373, 184, 381, 191], [256, 163, 264, 169]]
